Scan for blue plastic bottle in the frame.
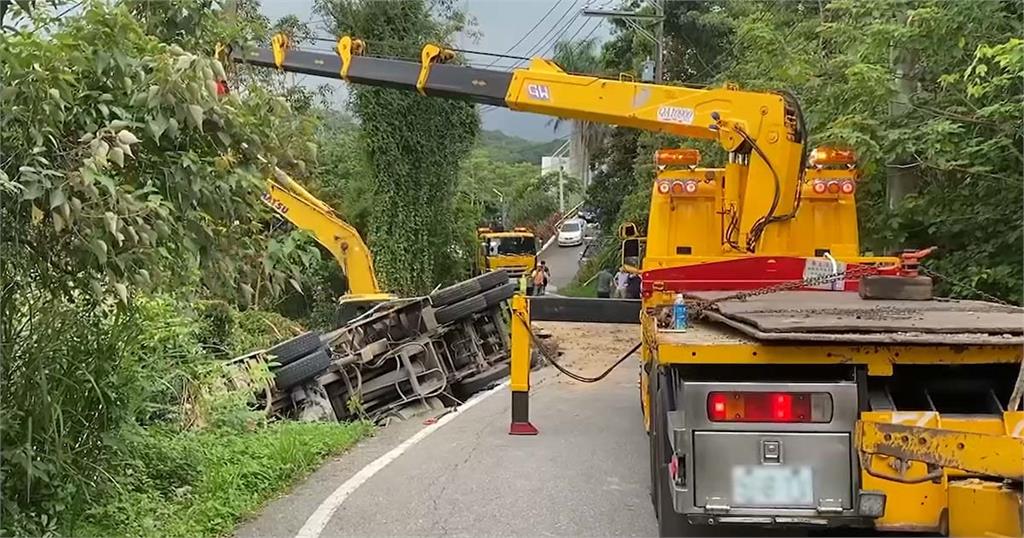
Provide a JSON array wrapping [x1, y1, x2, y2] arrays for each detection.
[[673, 293, 688, 331]]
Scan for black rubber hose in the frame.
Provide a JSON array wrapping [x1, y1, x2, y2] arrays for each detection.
[[515, 313, 641, 384]]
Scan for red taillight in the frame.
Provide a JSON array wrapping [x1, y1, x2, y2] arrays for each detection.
[[826, 181, 841, 194], [812, 181, 827, 194], [684, 180, 698, 193], [706, 391, 831, 423], [657, 181, 671, 194], [709, 392, 728, 421], [840, 180, 855, 194]]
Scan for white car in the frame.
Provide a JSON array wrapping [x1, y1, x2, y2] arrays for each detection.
[[557, 219, 585, 247]]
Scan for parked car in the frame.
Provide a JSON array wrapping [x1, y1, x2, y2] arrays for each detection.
[[557, 219, 585, 247]]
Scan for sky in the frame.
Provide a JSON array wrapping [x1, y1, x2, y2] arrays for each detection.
[[259, 0, 614, 141]]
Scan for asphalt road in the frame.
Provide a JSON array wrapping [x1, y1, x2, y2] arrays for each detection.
[[236, 323, 655, 537], [538, 238, 585, 293]]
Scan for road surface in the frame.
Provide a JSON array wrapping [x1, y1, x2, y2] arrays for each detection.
[[236, 323, 655, 537], [538, 238, 585, 294]]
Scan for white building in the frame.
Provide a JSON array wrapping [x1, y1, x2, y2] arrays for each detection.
[[541, 156, 570, 176]]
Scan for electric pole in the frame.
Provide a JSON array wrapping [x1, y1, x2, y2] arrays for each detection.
[[583, 1, 665, 81]]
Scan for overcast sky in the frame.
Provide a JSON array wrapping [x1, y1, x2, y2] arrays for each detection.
[[259, 0, 613, 141]]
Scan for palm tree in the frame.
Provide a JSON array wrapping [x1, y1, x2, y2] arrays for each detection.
[[550, 38, 606, 192]]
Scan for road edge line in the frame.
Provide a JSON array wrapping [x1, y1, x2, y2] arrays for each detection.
[[294, 380, 510, 538]]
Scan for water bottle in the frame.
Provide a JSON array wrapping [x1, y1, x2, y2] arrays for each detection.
[[673, 293, 688, 331]]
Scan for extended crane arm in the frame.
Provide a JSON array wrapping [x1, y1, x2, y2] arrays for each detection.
[[264, 169, 384, 296], [226, 35, 806, 250]]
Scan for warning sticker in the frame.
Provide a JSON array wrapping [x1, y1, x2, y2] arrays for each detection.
[[802, 258, 847, 291]]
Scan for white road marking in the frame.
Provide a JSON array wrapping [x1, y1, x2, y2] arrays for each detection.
[[294, 380, 510, 538]]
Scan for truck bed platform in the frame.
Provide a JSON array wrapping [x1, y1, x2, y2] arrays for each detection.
[[680, 291, 1024, 346]]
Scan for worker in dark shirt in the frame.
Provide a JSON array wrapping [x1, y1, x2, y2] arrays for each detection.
[[626, 272, 641, 299], [595, 268, 613, 298]]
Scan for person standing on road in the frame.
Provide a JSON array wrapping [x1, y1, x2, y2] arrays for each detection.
[[626, 272, 641, 299], [532, 264, 546, 296], [613, 267, 629, 299], [518, 271, 531, 296], [595, 268, 613, 298], [539, 260, 551, 294]]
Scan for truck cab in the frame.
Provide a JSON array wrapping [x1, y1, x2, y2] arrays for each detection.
[[477, 227, 538, 281]]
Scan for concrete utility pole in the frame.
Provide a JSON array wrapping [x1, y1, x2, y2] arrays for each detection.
[[887, 11, 920, 210], [583, 0, 665, 81], [550, 140, 571, 214]]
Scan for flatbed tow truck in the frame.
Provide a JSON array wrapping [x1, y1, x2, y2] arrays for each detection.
[[226, 34, 1024, 536]]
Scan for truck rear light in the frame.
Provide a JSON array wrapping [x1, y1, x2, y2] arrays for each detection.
[[706, 391, 833, 423], [684, 180, 698, 193], [671, 181, 685, 194], [657, 181, 671, 194], [812, 181, 827, 194], [826, 181, 841, 194], [840, 180, 855, 194]]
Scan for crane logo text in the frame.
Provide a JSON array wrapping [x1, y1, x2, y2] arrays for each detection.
[[657, 106, 695, 125], [526, 83, 551, 101], [261, 192, 289, 214]]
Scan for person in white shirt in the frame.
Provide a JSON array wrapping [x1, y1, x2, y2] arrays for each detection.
[[613, 268, 629, 299]]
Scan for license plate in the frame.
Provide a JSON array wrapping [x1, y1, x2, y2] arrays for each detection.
[[732, 466, 813, 506]]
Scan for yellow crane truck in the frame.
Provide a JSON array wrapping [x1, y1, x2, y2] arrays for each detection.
[[476, 226, 538, 281], [228, 34, 1024, 537]]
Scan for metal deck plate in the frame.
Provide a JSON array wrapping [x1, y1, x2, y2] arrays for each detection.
[[691, 291, 1024, 336]]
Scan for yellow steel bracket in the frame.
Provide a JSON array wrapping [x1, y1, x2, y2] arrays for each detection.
[[417, 44, 455, 95], [336, 36, 365, 81], [857, 419, 1024, 483], [271, 33, 290, 69]]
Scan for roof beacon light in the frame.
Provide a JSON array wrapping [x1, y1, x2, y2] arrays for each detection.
[[655, 148, 701, 167], [809, 146, 856, 167]]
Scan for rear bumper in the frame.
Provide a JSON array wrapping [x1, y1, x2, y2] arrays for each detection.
[[557, 237, 583, 246]]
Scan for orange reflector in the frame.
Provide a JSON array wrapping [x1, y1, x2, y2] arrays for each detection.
[[671, 181, 685, 194], [655, 148, 701, 167], [810, 146, 856, 166], [826, 180, 841, 194]]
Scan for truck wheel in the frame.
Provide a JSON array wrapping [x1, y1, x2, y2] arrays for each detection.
[[474, 269, 509, 292], [482, 282, 516, 307], [266, 331, 323, 367], [653, 372, 691, 537], [435, 295, 488, 325], [430, 279, 482, 307], [274, 349, 331, 390]]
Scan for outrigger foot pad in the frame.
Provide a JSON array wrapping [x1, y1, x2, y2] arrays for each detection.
[[509, 421, 539, 435]]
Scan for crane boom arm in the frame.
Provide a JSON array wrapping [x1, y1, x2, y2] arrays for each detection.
[[263, 172, 383, 295], [227, 35, 807, 250]]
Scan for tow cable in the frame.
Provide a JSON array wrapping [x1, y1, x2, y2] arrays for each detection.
[[514, 312, 641, 383]]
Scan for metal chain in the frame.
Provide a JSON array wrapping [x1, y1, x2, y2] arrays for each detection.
[[686, 264, 883, 318], [918, 265, 1014, 306]]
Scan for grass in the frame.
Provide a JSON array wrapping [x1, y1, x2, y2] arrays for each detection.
[[559, 278, 598, 297], [75, 421, 373, 538]]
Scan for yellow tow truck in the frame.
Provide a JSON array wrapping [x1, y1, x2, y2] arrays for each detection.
[[228, 34, 1024, 537], [476, 226, 537, 281]]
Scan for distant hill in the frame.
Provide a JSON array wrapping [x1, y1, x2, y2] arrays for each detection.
[[478, 130, 564, 165]]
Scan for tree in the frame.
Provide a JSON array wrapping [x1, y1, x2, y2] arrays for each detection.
[[551, 37, 605, 189], [315, 0, 479, 294]]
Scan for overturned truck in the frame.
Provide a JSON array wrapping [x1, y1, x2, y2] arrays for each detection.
[[239, 271, 516, 422]]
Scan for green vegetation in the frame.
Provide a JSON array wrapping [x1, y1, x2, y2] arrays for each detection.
[[477, 129, 564, 165], [77, 421, 371, 538]]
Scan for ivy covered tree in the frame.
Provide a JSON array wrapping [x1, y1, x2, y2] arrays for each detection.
[[315, 0, 479, 295]]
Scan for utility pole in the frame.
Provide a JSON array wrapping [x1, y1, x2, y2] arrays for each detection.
[[550, 140, 570, 214], [583, 1, 665, 81]]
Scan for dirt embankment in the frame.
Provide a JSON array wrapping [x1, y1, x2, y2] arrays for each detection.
[[533, 322, 641, 386]]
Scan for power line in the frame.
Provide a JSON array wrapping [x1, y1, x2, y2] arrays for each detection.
[[511, 0, 581, 66], [484, 0, 565, 68]]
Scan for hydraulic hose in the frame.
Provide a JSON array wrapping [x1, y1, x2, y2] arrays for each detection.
[[515, 312, 641, 384]]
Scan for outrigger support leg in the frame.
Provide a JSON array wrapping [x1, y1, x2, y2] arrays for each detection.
[[509, 293, 538, 435]]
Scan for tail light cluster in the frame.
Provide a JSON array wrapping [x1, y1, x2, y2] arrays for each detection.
[[811, 180, 856, 195], [707, 391, 833, 423], [656, 180, 700, 195]]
